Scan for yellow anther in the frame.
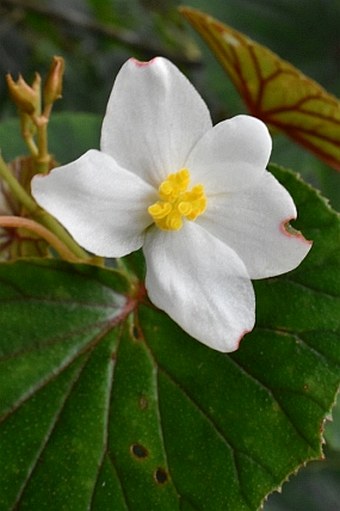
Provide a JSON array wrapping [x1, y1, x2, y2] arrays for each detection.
[[148, 168, 207, 231], [159, 181, 174, 197], [178, 202, 192, 216], [148, 202, 171, 220]]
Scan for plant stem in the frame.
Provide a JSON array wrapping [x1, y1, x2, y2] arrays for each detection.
[[25, 135, 39, 157], [34, 210, 89, 259], [21, 121, 39, 157], [0, 154, 37, 212], [0, 215, 82, 262], [32, 114, 51, 173], [0, 155, 89, 260], [20, 113, 39, 158]]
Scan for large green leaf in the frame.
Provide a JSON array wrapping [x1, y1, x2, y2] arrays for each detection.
[[0, 164, 339, 510]]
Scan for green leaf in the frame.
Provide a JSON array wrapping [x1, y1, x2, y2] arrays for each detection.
[[0, 112, 101, 164], [180, 6, 340, 172], [0, 165, 340, 510], [325, 394, 340, 451]]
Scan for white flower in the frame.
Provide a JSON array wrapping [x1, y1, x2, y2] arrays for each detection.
[[31, 57, 311, 352]]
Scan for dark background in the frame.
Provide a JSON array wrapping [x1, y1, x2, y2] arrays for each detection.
[[1, 1, 340, 509]]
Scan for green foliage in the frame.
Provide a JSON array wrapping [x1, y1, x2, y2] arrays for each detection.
[[1, 2, 340, 508], [0, 164, 339, 510]]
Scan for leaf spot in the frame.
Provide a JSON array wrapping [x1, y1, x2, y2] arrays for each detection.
[[139, 394, 149, 410], [131, 324, 144, 341], [153, 467, 168, 485], [130, 443, 148, 459]]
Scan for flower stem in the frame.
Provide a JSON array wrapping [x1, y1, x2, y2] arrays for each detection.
[[0, 154, 37, 213], [20, 113, 39, 158], [25, 135, 39, 157], [0, 154, 89, 260], [32, 114, 51, 173], [0, 215, 81, 262], [34, 210, 90, 260]]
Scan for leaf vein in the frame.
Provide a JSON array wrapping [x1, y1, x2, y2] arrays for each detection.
[[283, 276, 340, 300], [0, 322, 115, 423], [158, 365, 269, 507], [0, 295, 124, 309], [88, 327, 123, 510], [12, 353, 91, 509], [105, 328, 131, 511], [105, 453, 130, 511], [255, 326, 340, 369], [228, 356, 318, 451], [155, 367, 182, 506]]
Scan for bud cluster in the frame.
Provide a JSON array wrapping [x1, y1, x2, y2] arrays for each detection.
[[5, 56, 65, 173], [6, 56, 65, 117]]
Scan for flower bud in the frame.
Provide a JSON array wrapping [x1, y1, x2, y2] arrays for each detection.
[[43, 56, 65, 105], [6, 73, 41, 114]]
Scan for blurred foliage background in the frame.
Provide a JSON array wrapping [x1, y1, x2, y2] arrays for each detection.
[[1, 0, 340, 509]]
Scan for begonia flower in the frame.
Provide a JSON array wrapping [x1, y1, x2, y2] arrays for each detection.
[[31, 57, 312, 352]]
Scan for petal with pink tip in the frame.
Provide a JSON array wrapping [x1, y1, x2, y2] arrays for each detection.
[[197, 171, 312, 279], [101, 57, 212, 188], [143, 222, 255, 352]]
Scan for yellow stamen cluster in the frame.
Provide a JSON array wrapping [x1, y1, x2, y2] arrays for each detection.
[[148, 168, 207, 231]]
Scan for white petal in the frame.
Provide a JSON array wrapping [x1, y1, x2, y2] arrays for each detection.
[[101, 57, 212, 188], [197, 171, 312, 279], [31, 150, 157, 257], [143, 222, 255, 352], [186, 115, 272, 194]]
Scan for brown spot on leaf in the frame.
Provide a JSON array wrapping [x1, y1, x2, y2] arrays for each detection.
[[130, 443, 148, 459], [154, 467, 168, 484], [139, 394, 148, 410]]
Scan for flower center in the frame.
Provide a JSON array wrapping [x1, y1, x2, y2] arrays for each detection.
[[148, 168, 207, 231]]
